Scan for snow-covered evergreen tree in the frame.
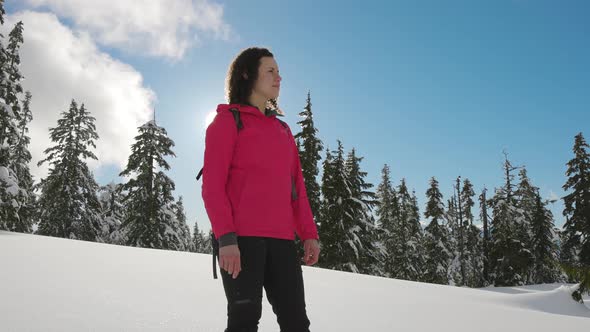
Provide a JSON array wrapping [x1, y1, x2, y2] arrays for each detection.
[[344, 148, 381, 275], [464, 224, 484, 287], [489, 154, 534, 286], [411, 190, 426, 278], [294, 91, 323, 221], [559, 220, 579, 282], [0, 13, 28, 232], [514, 168, 539, 283], [5, 20, 23, 102], [0, 0, 11, 169], [203, 230, 213, 255], [375, 164, 398, 278], [0, 19, 24, 157], [36, 101, 104, 241], [422, 176, 451, 284], [389, 179, 423, 281], [192, 221, 205, 253], [553, 227, 569, 281], [562, 133, 590, 267], [98, 182, 126, 244], [317, 147, 333, 239], [530, 190, 561, 283], [172, 196, 192, 251], [318, 141, 364, 273], [460, 178, 484, 287], [192, 221, 213, 254], [7, 91, 34, 232], [1, 19, 24, 117], [119, 119, 189, 251], [446, 188, 463, 286], [561, 132, 590, 300], [479, 187, 491, 285]]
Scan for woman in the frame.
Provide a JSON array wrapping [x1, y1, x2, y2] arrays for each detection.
[[202, 47, 320, 332]]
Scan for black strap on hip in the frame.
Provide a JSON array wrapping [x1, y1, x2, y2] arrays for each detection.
[[212, 233, 219, 279]]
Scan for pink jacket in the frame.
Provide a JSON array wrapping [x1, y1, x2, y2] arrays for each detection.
[[202, 104, 319, 242]]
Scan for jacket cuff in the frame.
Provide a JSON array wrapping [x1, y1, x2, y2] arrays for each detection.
[[218, 232, 238, 247]]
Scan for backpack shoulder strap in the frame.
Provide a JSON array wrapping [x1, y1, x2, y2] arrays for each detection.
[[196, 168, 204, 181], [229, 107, 243, 131]]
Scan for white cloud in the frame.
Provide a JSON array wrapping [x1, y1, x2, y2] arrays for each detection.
[[4, 11, 155, 181], [21, 0, 232, 60]]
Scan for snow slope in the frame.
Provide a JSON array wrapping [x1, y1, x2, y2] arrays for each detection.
[[1, 231, 589, 331]]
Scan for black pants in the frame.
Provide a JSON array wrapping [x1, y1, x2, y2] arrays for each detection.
[[219, 237, 311, 332]]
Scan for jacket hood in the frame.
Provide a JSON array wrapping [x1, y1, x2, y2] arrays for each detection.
[[216, 103, 284, 118]]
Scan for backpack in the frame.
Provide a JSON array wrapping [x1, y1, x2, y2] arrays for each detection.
[[197, 107, 287, 279]]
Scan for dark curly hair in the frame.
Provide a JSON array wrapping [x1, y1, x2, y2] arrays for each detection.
[[226, 47, 278, 110]]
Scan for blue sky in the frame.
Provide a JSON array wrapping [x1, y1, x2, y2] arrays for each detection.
[[6, 0, 589, 232]]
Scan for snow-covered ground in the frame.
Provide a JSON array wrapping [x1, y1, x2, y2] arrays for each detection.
[[1, 230, 589, 331]]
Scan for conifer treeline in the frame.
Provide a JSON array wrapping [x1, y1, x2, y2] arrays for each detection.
[[295, 91, 589, 294]]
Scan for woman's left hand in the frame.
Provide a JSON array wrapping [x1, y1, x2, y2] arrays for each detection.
[[302, 239, 320, 266]]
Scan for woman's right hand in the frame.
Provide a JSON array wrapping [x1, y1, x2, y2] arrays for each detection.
[[219, 244, 241, 279]]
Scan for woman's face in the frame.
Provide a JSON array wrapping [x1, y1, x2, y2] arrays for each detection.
[[251, 56, 281, 101]]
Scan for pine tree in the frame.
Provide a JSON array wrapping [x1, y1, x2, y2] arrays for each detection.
[[5, 20, 23, 98], [98, 182, 126, 244], [553, 227, 569, 282], [344, 148, 381, 275], [375, 164, 398, 278], [447, 178, 474, 286], [36, 101, 103, 241], [192, 221, 213, 254], [172, 196, 192, 251], [317, 146, 334, 269], [479, 187, 491, 285], [410, 190, 426, 278], [0, 15, 27, 231], [461, 178, 484, 287], [560, 219, 579, 280], [203, 230, 213, 255], [119, 118, 188, 251], [294, 91, 323, 221], [530, 190, 561, 283], [514, 168, 539, 283], [489, 154, 534, 286], [389, 179, 423, 281], [192, 221, 205, 253], [461, 179, 475, 227], [409, 191, 422, 237], [317, 147, 333, 239], [562, 133, 590, 267], [455, 178, 467, 285], [446, 189, 462, 285], [561, 132, 590, 300], [1, 20, 24, 118], [6, 91, 34, 232], [422, 177, 451, 284], [1, 20, 24, 152], [318, 141, 362, 272], [0, 120, 24, 231]]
